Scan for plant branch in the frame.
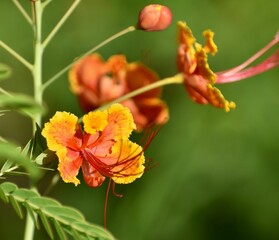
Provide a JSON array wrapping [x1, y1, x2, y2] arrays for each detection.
[[42, 0, 82, 49], [0, 41, 33, 71], [12, 0, 33, 25], [41, 25, 136, 91]]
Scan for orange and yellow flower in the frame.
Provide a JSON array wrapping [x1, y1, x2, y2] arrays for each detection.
[[42, 104, 145, 187], [177, 21, 236, 112], [69, 54, 169, 131]]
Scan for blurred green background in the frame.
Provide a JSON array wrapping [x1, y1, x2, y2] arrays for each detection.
[[1, 0, 279, 239]]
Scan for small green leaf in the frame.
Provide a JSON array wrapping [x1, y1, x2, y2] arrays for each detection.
[[44, 206, 85, 222], [0, 63, 11, 80], [53, 219, 68, 240], [9, 195, 24, 218], [25, 203, 39, 229], [70, 228, 82, 240], [38, 210, 54, 239], [0, 142, 41, 179], [27, 196, 61, 209], [35, 149, 56, 166], [31, 124, 47, 158], [0, 159, 14, 173]]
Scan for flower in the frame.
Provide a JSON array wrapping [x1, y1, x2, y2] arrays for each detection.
[[177, 21, 235, 112], [69, 54, 169, 131], [138, 4, 172, 32], [41, 103, 145, 188], [177, 21, 279, 111]]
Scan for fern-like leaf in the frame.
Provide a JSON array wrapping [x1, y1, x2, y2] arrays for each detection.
[[0, 182, 115, 240]]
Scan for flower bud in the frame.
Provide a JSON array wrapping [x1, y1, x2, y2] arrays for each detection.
[[138, 4, 172, 31]]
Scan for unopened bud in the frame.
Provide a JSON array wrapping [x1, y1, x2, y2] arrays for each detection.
[[138, 4, 172, 31]]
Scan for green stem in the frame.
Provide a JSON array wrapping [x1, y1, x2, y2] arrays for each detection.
[[24, 186, 38, 240], [0, 41, 33, 70], [98, 73, 184, 111], [32, 0, 44, 130], [24, 1, 44, 239], [12, 0, 33, 25], [41, 25, 136, 91], [42, 0, 81, 49]]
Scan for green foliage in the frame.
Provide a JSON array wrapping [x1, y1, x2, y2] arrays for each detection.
[[0, 142, 41, 180], [0, 182, 115, 240]]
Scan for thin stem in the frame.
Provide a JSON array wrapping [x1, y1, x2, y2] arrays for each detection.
[[41, 25, 136, 91], [12, 0, 33, 25], [98, 73, 184, 111], [0, 41, 33, 71], [42, 0, 82, 49]]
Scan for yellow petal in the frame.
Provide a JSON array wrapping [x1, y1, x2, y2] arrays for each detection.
[[110, 140, 145, 184], [83, 109, 108, 135], [42, 111, 79, 152], [104, 103, 136, 140]]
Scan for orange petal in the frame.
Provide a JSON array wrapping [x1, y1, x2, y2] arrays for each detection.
[[123, 98, 169, 131], [185, 75, 236, 112], [110, 140, 145, 184], [56, 148, 82, 186], [42, 111, 79, 152], [69, 54, 106, 95], [126, 62, 161, 99], [177, 21, 196, 48]]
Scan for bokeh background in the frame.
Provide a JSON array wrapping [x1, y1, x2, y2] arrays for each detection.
[[1, 0, 279, 239]]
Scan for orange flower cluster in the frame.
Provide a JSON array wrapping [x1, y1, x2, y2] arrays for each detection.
[[69, 54, 169, 131]]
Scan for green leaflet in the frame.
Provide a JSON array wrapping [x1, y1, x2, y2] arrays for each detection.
[[0, 142, 41, 180], [0, 182, 115, 240]]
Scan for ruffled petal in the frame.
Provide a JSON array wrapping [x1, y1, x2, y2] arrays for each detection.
[[83, 110, 108, 135], [103, 104, 136, 141], [110, 140, 145, 184], [56, 148, 82, 186], [42, 111, 79, 152]]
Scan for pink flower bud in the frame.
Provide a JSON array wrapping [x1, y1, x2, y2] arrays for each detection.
[[138, 4, 172, 31]]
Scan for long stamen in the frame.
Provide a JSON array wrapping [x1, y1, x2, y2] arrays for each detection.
[[216, 49, 279, 84], [216, 32, 279, 77]]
